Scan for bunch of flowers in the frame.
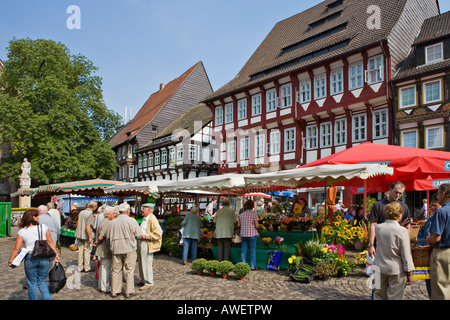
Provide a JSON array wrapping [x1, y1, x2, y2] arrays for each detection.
[[334, 257, 356, 276], [355, 250, 368, 266], [322, 216, 364, 246], [263, 212, 281, 225], [313, 260, 338, 278], [273, 236, 285, 250], [261, 237, 272, 250], [259, 224, 267, 233], [297, 216, 313, 232], [287, 255, 302, 272], [321, 244, 344, 257], [281, 217, 297, 227]]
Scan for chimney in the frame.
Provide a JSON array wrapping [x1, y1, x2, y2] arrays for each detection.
[[159, 83, 165, 91]]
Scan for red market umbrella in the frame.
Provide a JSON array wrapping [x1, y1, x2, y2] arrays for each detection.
[[244, 192, 271, 199], [300, 142, 450, 192]]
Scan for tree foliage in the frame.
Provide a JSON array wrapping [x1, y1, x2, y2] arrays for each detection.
[[0, 38, 122, 184]]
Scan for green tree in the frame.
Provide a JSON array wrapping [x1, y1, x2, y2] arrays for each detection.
[[0, 38, 122, 184]]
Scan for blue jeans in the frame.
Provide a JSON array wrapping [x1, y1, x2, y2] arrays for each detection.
[[24, 254, 52, 300], [241, 236, 257, 269], [182, 238, 198, 262]]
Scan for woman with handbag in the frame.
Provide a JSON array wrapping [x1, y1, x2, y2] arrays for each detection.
[[8, 209, 60, 300]]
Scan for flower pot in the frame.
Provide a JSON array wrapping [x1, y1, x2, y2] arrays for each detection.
[[196, 270, 203, 275], [221, 273, 228, 279], [210, 271, 216, 277], [239, 276, 246, 280]]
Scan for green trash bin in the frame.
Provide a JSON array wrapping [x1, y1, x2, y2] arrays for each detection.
[[0, 202, 12, 237]]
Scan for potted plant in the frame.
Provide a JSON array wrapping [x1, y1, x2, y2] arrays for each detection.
[[334, 257, 356, 277], [233, 262, 251, 280], [217, 261, 234, 279], [312, 261, 338, 280], [191, 258, 207, 275], [205, 260, 220, 277]]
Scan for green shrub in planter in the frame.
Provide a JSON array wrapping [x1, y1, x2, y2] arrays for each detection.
[[217, 260, 234, 275], [233, 262, 251, 277], [205, 260, 220, 272], [191, 258, 207, 272]]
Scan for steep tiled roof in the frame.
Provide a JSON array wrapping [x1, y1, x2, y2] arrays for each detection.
[[414, 10, 450, 45], [141, 103, 212, 149], [204, 0, 409, 102], [110, 62, 202, 148], [394, 11, 450, 81]]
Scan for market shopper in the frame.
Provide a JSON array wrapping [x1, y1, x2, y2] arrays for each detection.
[[368, 181, 411, 257], [95, 206, 116, 294], [138, 203, 162, 290], [37, 205, 60, 246], [8, 209, 60, 300], [107, 203, 144, 298], [427, 183, 450, 300], [76, 201, 97, 272], [214, 198, 237, 261], [238, 199, 259, 270], [372, 202, 415, 300], [180, 206, 203, 264]]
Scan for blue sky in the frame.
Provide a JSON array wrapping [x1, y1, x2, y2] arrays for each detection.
[[1, 0, 449, 121]]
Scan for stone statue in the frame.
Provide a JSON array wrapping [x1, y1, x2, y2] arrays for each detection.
[[19, 158, 31, 189]]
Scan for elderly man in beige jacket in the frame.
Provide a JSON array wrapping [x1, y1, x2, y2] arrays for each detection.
[[137, 203, 162, 290], [107, 203, 144, 298]]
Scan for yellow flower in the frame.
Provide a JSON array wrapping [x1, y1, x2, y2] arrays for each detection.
[[338, 232, 344, 237], [334, 222, 340, 227], [336, 215, 341, 220], [328, 230, 335, 235], [323, 226, 329, 233]]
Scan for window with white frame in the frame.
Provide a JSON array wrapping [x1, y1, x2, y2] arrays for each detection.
[[122, 166, 127, 180], [149, 153, 154, 166], [161, 150, 167, 164], [225, 103, 233, 124], [299, 79, 311, 103], [401, 129, 418, 148], [284, 128, 296, 152], [189, 145, 198, 161], [279, 84, 292, 108], [373, 109, 388, 139], [366, 55, 383, 84], [352, 114, 367, 142], [177, 146, 183, 161], [320, 122, 332, 148], [215, 106, 223, 126], [335, 118, 346, 145], [423, 79, 442, 104], [252, 94, 262, 116], [306, 125, 318, 149], [270, 131, 280, 155], [399, 85, 416, 108], [227, 140, 236, 162], [129, 165, 135, 179], [154, 151, 160, 165], [169, 148, 175, 163], [237, 99, 247, 120], [330, 68, 343, 95], [143, 154, 148, 167], [138, 155, 142, 169], [425, 43, 443, 64], [426, 125, 444, 149], [255, 134, 265, 158], [349, 61, 363, 90], [266, 88, 277, 112], [240, 137, 249, 160], [314, 73, 327, 99]]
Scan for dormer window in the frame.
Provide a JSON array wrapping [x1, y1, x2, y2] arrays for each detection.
[[425, 43, 443, 64]]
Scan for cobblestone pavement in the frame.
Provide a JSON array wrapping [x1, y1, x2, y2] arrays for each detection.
[[0, 227, 429, 301]]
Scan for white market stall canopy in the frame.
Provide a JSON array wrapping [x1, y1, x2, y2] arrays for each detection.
[[103, 164, 393, 195]]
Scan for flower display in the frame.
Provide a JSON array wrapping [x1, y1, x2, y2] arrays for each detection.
[[261, 237, 272, 250], [322, 218, 365, 246], [273, 236, 285, 250], [287, 255, 302, 272], [334, 257, 356, 276]]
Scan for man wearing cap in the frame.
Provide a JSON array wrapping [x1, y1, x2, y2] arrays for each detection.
[[138, 203, 162, 290], [107, 203, 144, 298]]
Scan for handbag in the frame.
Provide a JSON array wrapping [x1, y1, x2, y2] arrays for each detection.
[[232, 233, 241, 244], [32, 225, 56, 258]]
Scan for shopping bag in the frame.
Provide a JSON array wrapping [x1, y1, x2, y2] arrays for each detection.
[[48, 262, 67, 293], [95, 260, 101, 280], [267, 250, 283, 271]]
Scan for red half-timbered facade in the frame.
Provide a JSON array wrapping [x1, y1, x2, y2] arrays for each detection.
[[203, 0, 439, 176]]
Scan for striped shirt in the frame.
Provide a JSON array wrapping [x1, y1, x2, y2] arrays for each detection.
[[239, 210, 259, 237]]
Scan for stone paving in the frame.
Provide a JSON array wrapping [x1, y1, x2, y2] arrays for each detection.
[[0, 226, 429, 301]]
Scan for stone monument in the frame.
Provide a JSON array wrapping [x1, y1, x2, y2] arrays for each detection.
[[18, 158, 31, 208]]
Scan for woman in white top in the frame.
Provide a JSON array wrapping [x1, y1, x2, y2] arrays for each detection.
[[8, 209, 60, 300]]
